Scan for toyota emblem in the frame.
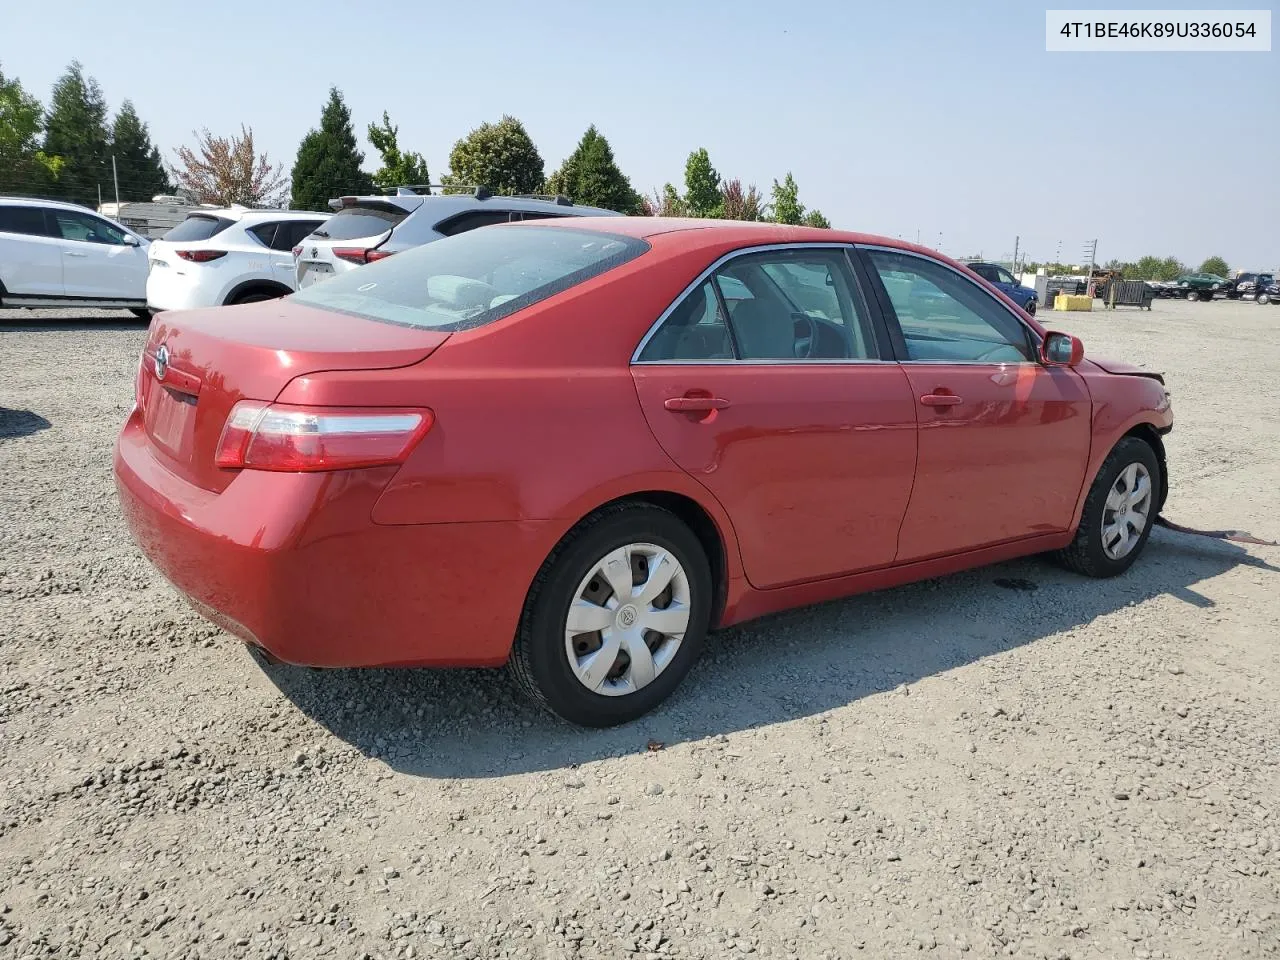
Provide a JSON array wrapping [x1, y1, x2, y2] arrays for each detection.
[[310, 246, 318, 258], [154, 343, 169, 381]]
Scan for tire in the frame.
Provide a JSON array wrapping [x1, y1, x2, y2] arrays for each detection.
[[1025, 299, 1037, 316], [230, 291, 279, 306], [1184, 291, 1197, 301], [1259, 293, 1271, 305], [1198, 292, 1212, 302], [1053, 437, 1161, 578], [130, 308, 152, 320], [509, 502, 712, 727]]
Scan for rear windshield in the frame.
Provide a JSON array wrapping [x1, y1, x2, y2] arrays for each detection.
[[163, 215, 233, 242], [313, 202, 408, 241], [290, 225, 648, 332]]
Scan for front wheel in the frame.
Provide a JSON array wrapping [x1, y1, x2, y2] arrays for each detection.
[[1025, 299, 1037, 316], [130, 307, 152, 320], [509, 503, 713, 727], [1259, 292, 1271, 305], [1053, 437, 1160, 578]]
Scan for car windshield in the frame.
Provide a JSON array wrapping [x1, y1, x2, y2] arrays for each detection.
[[290, 225, 648, 331]]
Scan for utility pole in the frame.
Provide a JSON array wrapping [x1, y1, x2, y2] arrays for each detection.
[[112, 155, 121, 210], [1012, 235, 1020, 273], [1082, 238, 1098, 291]]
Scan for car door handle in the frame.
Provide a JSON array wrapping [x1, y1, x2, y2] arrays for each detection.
[[64, 251, 88, 258], [664, 396, 730, 412], [920, 393, 963, 407]]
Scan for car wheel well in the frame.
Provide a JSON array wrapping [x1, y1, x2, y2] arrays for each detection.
[[1121, 423, 1168, 514], [563, 491, 729, 629], [223, 280, 292, 306]]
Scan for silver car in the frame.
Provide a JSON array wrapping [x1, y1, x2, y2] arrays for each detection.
[[293, 186, 622, 289]]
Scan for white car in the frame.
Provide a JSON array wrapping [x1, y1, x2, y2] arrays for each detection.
[[294, 187, 620, 290], [147, 207, 329, 312], [0, 197, 150, 315]]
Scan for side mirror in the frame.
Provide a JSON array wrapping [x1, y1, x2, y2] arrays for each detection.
[[123, 234, 141, 247], [1041, 330, 1084, 367]]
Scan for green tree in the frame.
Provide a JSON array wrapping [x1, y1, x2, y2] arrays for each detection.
[[0, 65, 63, 195], [802, 209, 831, 229], [42, 61, 110, 205], [367, 111, 429, 191], [291, 88, 373, 211], [546, 124, 642, 213], [683, 148, 721, 217], [1198, 255, 1229, 277], [443, 115, 543, 195], [769, 172, 804, 225], [719, 179, 763, 221], [643, 183, 685, 216], [110, 100, 170, 200], [1129, 255, 1186, 281]]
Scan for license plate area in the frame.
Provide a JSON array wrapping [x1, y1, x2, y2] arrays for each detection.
[[299, 262, 334, 288], [144, 385, 198, 460]]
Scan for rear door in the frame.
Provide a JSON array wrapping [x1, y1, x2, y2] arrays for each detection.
[[46, 209, 146, 299], [630, 244, 918, 589], [860, 246, 1092, 562], [0, 205, 63, 297]]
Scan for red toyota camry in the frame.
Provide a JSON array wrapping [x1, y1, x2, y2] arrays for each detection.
[[115, 218, 1174, 726]]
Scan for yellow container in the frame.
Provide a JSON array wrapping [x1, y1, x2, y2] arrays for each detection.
[[1054, 294, 1093, 311]]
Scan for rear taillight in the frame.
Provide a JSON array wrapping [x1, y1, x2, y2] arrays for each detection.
[[332, 247, 395, 264], [214, 401, 433, 472], [176, 250, 227, 262], [291, 245, 302, 257]]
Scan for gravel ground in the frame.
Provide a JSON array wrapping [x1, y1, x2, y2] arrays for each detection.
[[1, 300, 1278, 960]]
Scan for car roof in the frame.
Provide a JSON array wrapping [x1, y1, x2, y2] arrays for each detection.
[[0, 196, 101, 213], [518, 215, 918, 251], [184, 207, 330, 223]]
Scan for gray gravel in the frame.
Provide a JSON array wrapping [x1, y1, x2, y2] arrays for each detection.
[[1, 301, 1278, 959]]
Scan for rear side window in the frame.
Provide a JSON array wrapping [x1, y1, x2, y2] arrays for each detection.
[[276, 220, 323, 251], [247, 222, 279, 248], [0, 205, 50, 236], [291, 225, 648, 332], [436, 210, 517, 236], [164, 215, 233, 242], [316, 203, 408, 241]]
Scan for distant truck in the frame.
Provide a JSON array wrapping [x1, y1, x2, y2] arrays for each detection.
[[1173, 273, 1229, 301], [97, 195, 205, 240]]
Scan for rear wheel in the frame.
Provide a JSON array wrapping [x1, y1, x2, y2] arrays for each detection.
[[509, 503, 712, 727], [1053, 437, 1160, 578], [130, 307, 151, 320], [1259, 292, 1271, 305], [229, 290, 284, 306], [1184, 290, 1197, 301]]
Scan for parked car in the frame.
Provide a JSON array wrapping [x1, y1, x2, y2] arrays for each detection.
[[293, 185, 620, 290], [146, 208, 330, 312], [1229, 272, 1275, 302], [960, 261, 1039, 314], [115, 219, 1174, 727], [1174, 273, 1228, 301], [0, 197, 149, 315]]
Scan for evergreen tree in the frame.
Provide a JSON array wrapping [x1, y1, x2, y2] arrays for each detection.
[[443, 115, 544, 195], [368, 111, 429, 191], [291, 88, 373, 211], [42, 61, 110, 205], [802, 209, 831, 229], [110, 100, 169, 200], [683, 148, 721, 217], [545, 125, 641, 213]]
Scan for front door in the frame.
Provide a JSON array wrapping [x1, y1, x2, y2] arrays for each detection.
[[631, 246, 918, 589], [861, 247, 1092, 562]]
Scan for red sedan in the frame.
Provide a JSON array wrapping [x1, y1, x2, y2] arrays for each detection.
[[115, 218, 1174, 727]]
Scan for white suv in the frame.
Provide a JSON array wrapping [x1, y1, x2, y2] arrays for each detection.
[[294, 186, 620, 289], [147, 207, 329, 311], [0, 197, 150, 316]]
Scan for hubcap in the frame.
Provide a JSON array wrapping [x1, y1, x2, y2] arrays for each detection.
[[564, 543, 691, 697], [1102, 462, 1153, 560]]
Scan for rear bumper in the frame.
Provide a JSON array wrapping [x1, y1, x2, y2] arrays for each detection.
[[113, 410, 551, 667], [146, 269, 215, 312]]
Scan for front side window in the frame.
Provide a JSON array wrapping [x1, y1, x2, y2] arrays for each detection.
[[639, 248, 875, 362], [50, 211, 128, 245], [866, 249, 1033, 363], [290, 225, 647, 331]]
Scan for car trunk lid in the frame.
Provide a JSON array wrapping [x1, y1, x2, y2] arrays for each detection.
[[295, 200, 416, 289], [136, 299, 448, 493]]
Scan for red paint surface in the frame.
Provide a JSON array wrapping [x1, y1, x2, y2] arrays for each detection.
[[115, 220, 1174, 668]]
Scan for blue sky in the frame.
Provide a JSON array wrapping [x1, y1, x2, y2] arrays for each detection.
[[4, 0, 1277, 267]]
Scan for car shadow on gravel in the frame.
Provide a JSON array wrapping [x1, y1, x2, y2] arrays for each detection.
[[0, 407, 51, 440], [260, 527, 1278, 779]]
